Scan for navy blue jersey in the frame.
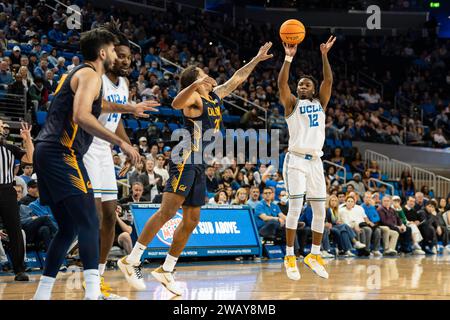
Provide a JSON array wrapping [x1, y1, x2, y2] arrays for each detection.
[[35, 64, 103, 156], [181, 91, 224, 155]]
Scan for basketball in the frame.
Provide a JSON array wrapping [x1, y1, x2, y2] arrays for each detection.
[[279, 19, 306, 45]]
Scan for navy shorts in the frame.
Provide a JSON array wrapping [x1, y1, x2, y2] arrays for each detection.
[[164, 161, 206, 207], [34, 142, 93, 205]]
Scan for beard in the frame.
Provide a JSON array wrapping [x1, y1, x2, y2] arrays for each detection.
[[103, 57, 114, 73]]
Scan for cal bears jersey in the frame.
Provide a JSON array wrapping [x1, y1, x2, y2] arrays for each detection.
[[35, 64, 102, 156], [90, 75, 129, 149], [285, 98, 325, 157], [183, 91, 223, 153]]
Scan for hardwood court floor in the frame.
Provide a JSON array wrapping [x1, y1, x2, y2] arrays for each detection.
[[1, 255, 449, 300]]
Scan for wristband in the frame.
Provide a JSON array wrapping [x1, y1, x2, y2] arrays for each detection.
[[285, 55, 293, 63]]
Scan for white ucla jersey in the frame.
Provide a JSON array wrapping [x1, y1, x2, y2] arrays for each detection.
[[90, 75, 129, 149], [285, 98, 325, 157]]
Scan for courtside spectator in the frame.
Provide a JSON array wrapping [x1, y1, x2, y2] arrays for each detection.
[[19, 180, 38, 205], [119, 182, 148, 204]]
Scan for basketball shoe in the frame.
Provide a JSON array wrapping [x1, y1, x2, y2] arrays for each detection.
[[303, 253, 329, 279], [151, 266, 182, 296], [284, 255, 301, 281], [117, 256, 146, 291], [82, 277, 128, 300]]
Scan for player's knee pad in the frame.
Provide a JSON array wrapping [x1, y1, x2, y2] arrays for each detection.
[[310, 201, 326, 233], [286, 197, 304, 230]]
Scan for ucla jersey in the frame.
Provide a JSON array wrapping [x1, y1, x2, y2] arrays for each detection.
[[179, 91, 224, 160], [285, 98, 325, 157], [90, 75, 129, 149], [36, 64, 103, 156]]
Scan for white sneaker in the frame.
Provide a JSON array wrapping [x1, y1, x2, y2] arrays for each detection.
[[445, 245, 450, 253], [373, 250, 383, 257], [284, 255, 301, 281], [151, 266, 182, 296], [303, 253, 329, 279], [413, 243, 422, 251], [432, 246, 438, 254], [354, 241, 366, 249], [413, 249, 426, 255], [117, 256, 146, 291], [99, 293, 128, 300], [321, 251, 334, 259], [344, 250, 355, 257]]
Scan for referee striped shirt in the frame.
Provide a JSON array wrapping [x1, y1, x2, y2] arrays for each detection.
[[0, 140, 25, 185]]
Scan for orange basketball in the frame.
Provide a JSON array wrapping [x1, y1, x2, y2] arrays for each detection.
[[279, 19, 306, 45]]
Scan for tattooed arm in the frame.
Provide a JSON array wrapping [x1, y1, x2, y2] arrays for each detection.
[[213, 42, 273, 100]]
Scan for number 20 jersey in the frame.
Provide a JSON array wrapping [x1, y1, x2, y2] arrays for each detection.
[[285, 98, 325, 157]]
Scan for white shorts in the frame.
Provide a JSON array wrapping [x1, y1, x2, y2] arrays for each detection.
[[83, 145, 118, 201], [282, 152, 327, 201]]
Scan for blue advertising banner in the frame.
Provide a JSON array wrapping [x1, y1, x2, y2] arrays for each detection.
[[131, 204, 262, 259]]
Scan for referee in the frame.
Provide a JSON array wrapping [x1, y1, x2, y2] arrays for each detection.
[[0, 119, 34, 281]]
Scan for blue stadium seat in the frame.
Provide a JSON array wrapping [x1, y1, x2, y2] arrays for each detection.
[[126, 119, 140, 131], [158, 107, 173, 117], [346, 172, 353, 181], [140, 121, 151, 129], [172, 109, 182, 118], [422, 103, 436, 116], [36, 111, 48, 126], [223, 115, 240, 123], [381, 174, 388, 181], [4, 50, 11, 57], [334, 139, 343, 148], [154, 122, 164, 131], [168, 123, 179, 131], [343, 139, 352, 148], [62, 51, 75, 60], [325, 138, 335, 148]]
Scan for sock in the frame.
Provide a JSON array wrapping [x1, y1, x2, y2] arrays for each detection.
[[286, 246, 294, 256], [98, 263, 106, 276], [162, 254, 178, 272], [33, 275, 56, 300], [311, 244, 321, 255], [126, 242, 146, 265], [83, 269, 101, 300]]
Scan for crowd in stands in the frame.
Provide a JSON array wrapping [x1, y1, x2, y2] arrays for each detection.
[[1, 0, 450, 270]]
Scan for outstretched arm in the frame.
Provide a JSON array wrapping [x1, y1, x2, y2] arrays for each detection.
[[102, 99, 159, 118], [214, 42, 273, 100], [319, 36, 336, 110], [278, 43, 298, 116], [171, 76, 216, 110]]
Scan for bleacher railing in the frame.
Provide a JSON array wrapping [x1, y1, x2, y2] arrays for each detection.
[[0, 89, 27, 126], [365, 149, 450, 199], [368, 178, 395, 196], [412, 167, 436, 196], [390, 159, 412, 181], [364, 150, 390, 176], [323, 160, 347, 184], [436, 176, 450, 199]]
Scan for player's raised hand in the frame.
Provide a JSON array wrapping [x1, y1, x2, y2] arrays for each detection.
[[194, 75, 217, 88], [20, 121, 32, 141], [320, 35, 336, 55], [255, 42, 274, 62], [120, 141, 140, 165], [132, 100, 160, 118], [283, 42, 298, 57]]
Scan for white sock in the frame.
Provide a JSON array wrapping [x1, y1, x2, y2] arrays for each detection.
[[98, 263, 106, 276], [286, 246, 294, 256], [162, 254, 178, 272], [126, 242, 146, 265], [83, 269, 101, 300], [311, 244, 321, 255], [33, 275, 56, 300]]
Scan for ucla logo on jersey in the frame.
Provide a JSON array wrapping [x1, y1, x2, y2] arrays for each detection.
[[299, 105, 323, 114], [106, 94, 127, 105]]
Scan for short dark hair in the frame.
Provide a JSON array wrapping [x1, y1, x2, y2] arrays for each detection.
[[80, 28, 118, 61], [337, 191, 346, 197], [298, 74, 319, 96], [427, 200, 437, 209], [180, 66, 200, 90]]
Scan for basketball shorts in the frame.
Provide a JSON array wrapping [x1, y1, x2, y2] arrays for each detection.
[[282, 152, 327, 201], [83, 144, 117, 201], [164, 161, 206, 207], [34, 142, 93, 206]]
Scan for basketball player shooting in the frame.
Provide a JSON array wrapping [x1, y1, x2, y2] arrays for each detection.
[[278, 36, 336, 281]]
